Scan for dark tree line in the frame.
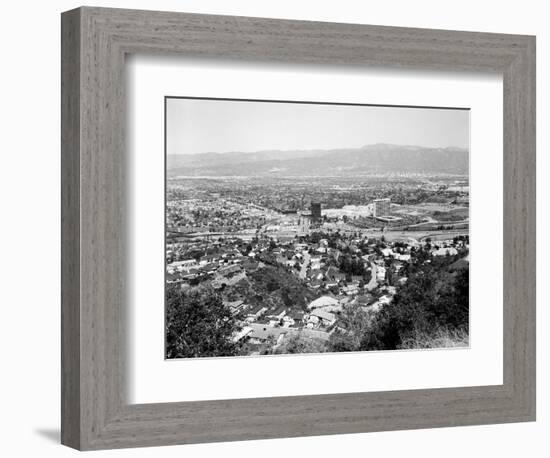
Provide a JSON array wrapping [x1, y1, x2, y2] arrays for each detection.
[[339, 256, 366, 276], [328, 249, 469, 352], [363, 258, 469, 350], [166, 285, 242, 358]]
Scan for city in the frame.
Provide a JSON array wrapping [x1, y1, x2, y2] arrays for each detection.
[[165, 173, 469, 358]]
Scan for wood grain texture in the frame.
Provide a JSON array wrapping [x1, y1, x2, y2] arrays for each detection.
[[60, 7, 81, 449], [61, 6, 536, 450]]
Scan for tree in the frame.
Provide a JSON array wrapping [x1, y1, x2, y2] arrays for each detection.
[[386, 262, 395, 286], [364, 257, 469, 350], [166, 284, 242, 358], [339, 255, 365, 276], [274, 333, 327, 354], [328, 304, 372, 352]]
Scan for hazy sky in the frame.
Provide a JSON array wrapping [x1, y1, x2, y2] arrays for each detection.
[[166, 98, 469, 155]]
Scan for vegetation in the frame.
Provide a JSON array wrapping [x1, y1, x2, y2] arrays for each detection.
[[272, 333, 327, 355], [326, 248, 469, 353], [339, 255, 366, 276], [247, 265, 316, 310], [166, 285, 242, 358], [399, 327, 469, 349], [362, 252, 469, 350], [328, 304, 372, 352]]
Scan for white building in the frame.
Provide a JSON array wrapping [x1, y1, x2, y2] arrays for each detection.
[[307, 296, 340, 310]]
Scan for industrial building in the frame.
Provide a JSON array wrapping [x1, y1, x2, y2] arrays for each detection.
[[373, 198, 391, 217]]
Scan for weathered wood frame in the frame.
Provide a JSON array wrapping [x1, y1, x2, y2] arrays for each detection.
[[61, 6, 536, 451]]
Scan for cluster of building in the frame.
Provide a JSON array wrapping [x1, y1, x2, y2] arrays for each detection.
[[167, 219, 468, 354], [166, 176, 470, 355]]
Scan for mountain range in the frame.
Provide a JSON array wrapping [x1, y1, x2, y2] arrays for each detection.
[[167, 143, 468, 177]]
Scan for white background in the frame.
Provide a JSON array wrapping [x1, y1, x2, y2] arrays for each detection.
[[128, 58, 503, 403], [0, 0, 546, 457]]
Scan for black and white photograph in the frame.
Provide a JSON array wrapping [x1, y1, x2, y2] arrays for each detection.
[[165, 97, 470, 359], [2, 0, 542, 455]]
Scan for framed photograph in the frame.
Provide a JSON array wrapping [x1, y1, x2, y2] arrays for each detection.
[[164, 97, 471, 360], [61, 6, 536, 450]]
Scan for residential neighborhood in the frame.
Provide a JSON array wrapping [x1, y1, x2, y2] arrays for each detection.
[[165, 175, 470, 357]]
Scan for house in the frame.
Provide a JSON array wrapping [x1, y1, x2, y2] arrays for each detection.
[[225, 271, 247, 286], [433, 247, 458, 256], [281, 316, 295, 327], [223, 300, 246, 315], [267, 306, 286, 320], [307, 296, 340, 310], [181, 268, 199, 280], [211, 271, 246, 289], [242, 260, 261, 272], [325, 266, 340, 280], [276, 255, 293, 267], [217, 264, 241, 277], [309, 268, 324, 281], [395, 253, 411, 262], [310, 256, 322, 270], [246, 304, 267, 321], [167, 259, 198, 273], [165, 273, 183, 285], [339, 296, 353, 306], [200, 262, 218, 274], [381, 248, 394, 257], [232, 326, 252, 342], [309, 279, 323, 289], [247, 323, 288, 344], [326, 266, 345, 282], [288, 328, 332, 342], [342, 284, 359, 295], [381, 286, 397, 295], [307, 315, 320, 326], [199, 254, 217, 265], [376, 266, 387, 281], [369, 296, 391, 312], [288, 310, 305, 324], [310, 308, 336, 327], [354, 294, 372, 306]]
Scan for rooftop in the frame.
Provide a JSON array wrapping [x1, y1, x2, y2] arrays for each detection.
[[307, 296, 339, 310]]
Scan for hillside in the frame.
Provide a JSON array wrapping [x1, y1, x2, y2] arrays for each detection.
[[167, 143, 468, 177]]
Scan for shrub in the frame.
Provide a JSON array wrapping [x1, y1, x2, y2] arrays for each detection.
[[399, 327, 469, 349], [364, 258, 469, 350], [166, 284, 242, 358]]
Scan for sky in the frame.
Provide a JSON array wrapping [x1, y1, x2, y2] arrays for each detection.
[[166, 97, 469, 155]]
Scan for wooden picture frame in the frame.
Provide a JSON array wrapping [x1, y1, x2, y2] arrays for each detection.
[[61, 6, 536, 450]]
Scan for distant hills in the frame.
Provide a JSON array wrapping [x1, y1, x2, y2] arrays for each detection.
[[167, 143, 468, 177]]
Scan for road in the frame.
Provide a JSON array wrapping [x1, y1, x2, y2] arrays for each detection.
[[365, 262, 378, 291], [357, 228, 469, 243]]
